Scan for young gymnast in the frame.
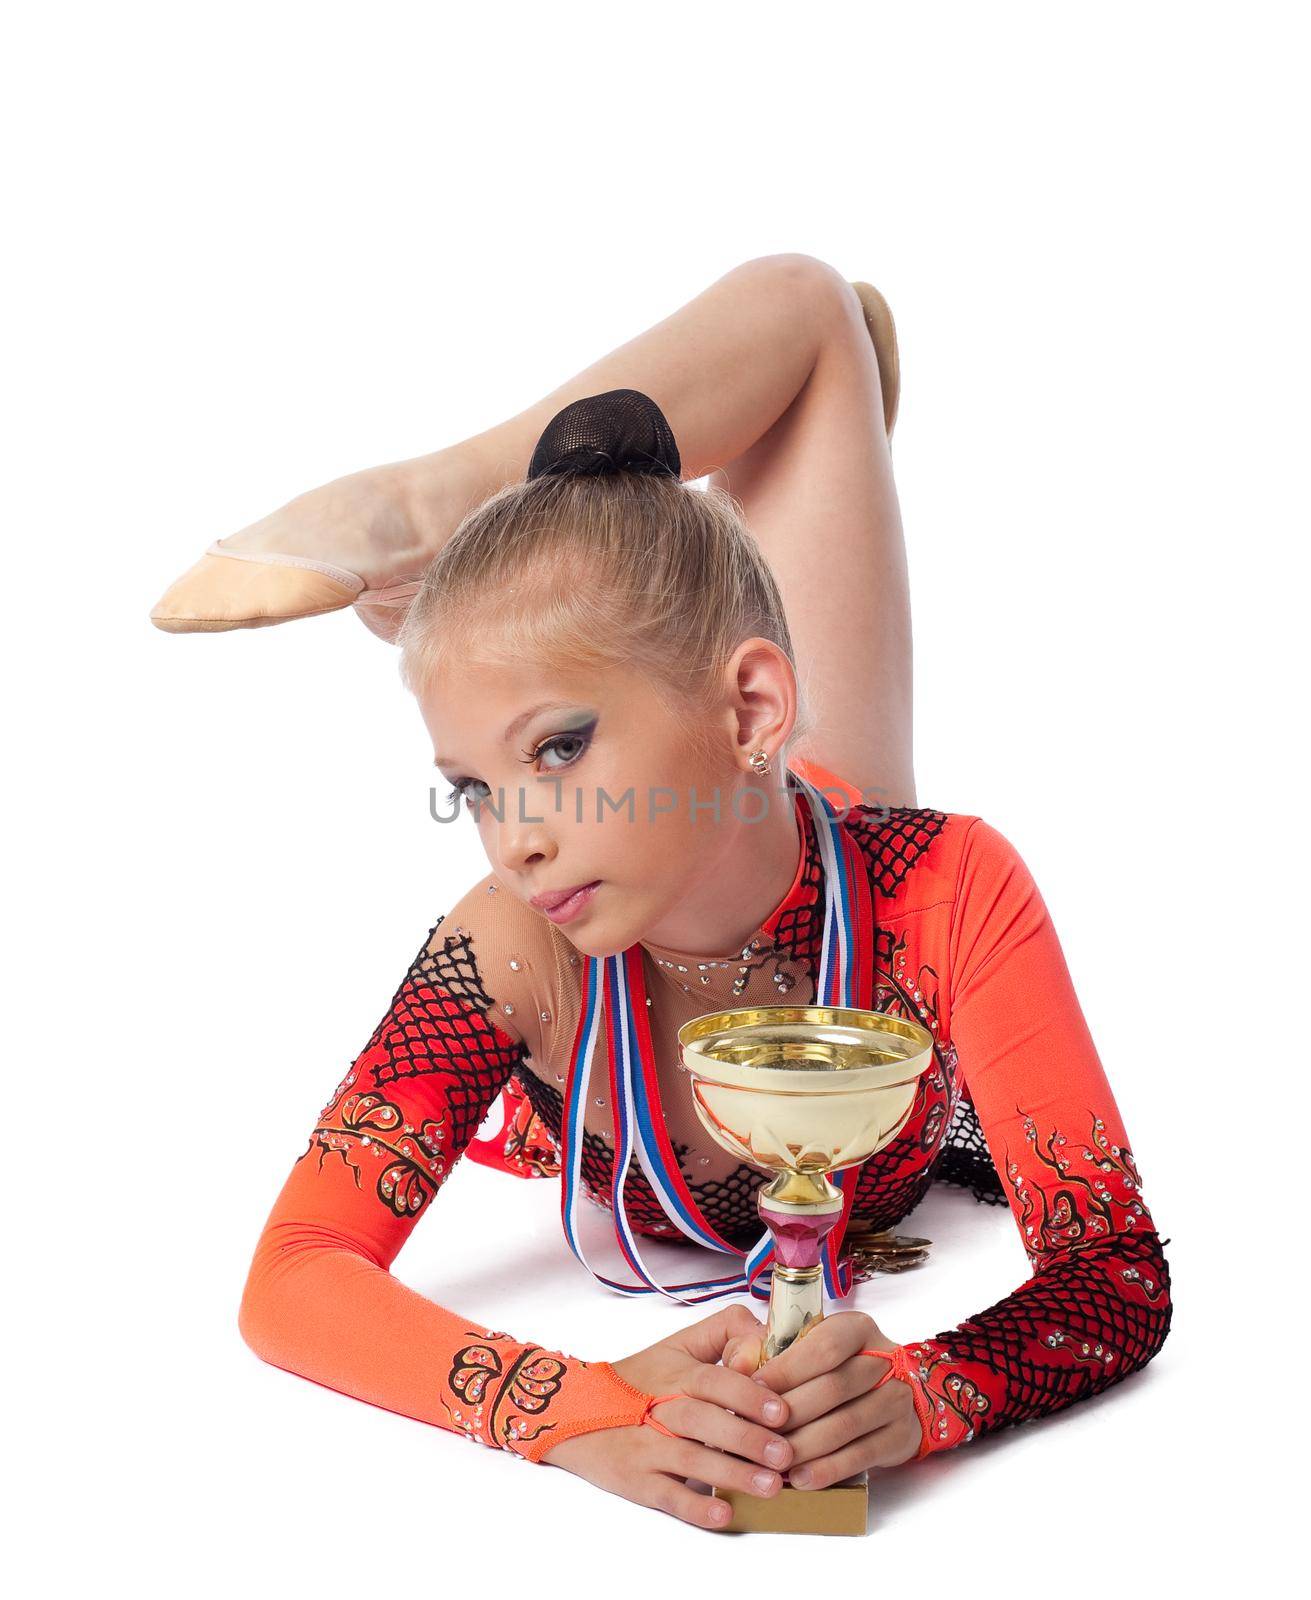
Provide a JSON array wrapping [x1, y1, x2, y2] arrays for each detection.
[[158, 258, 1171, 1529]]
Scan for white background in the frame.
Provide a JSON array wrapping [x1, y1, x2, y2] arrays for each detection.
[[5, 2, 1304, 1592]]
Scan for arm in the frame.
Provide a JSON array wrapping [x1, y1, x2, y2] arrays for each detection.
[[896, 819, 1174, 1454], [236, 915, 656, 1462]]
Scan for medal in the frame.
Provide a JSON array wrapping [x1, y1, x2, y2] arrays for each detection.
[[558, 772, 876, 1304]]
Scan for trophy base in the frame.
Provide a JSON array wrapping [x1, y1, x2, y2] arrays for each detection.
[[711, 1470, 868, 1535]]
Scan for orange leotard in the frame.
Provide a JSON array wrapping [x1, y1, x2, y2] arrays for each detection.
[[239, 762, 1172, 1462]]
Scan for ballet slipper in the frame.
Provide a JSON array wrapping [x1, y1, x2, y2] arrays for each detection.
[[148, 539, 422, 635], [847, 281, 900, 438]]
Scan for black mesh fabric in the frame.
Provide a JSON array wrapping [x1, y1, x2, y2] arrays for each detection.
[[913, 1228, 1173, 1439], [935, 1091, 1007, 1204], [358, 922, 528, 1157], [526, 388, 682, 482]]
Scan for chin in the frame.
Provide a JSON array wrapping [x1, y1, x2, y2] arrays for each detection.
[[562, 908, 637, 963], [565, 928, 625, 962]]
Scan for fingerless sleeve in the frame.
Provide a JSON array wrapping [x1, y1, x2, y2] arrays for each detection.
[[892, 820, 1174, 1454], [236, 915, 656, 1463]]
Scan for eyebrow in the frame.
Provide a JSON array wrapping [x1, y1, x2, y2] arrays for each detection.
[[432, 701, 578, 768]]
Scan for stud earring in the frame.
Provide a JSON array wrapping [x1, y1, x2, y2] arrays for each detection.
[[748, 748, 772, 777]]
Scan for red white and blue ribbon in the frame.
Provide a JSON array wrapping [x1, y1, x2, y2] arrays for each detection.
[[558, 772, 875, 1304]]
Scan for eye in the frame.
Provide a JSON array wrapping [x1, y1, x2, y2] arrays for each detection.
[[447, 777, 492, 807], [521, 727, 593, 774]]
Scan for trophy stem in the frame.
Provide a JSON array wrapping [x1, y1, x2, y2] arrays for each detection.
[[757, 1171, 844, 1364], [762, 1265, 825, 1361]]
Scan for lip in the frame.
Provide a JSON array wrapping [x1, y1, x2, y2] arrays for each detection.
[[532, 880, 601, 924]]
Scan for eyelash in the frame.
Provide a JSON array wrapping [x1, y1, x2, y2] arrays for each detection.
[[519, 729, 591, 770], [446, 728, 593, 807]]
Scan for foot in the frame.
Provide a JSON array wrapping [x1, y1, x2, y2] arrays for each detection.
[[219, 455, 446, 582], [151, 444, 496, 640]]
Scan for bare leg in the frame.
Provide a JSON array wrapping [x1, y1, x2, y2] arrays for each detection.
[[703, 265, 912, 808], [448, 256, 913, 805], [170, 254, 914, 803]]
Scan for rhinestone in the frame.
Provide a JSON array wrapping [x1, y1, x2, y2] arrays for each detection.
[[503, 1003, 515, 1015], [487, 883, 498, 894], [540, 1010, 550, 1022], [569, 954, 579, 966], [594, 1096, 606, 1107], [509, 958, 521, 971]]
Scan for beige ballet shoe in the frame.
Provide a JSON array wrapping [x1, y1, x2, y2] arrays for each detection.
[[848, 280, 901, 438], [148, 539, 421, 634]]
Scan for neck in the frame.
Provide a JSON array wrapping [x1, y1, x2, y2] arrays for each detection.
[[640, 777, 803, 959]]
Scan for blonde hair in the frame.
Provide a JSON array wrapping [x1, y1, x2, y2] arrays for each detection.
[[396, 469, 815, 767]]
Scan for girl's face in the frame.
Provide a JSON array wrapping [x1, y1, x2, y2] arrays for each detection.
[[420, 651, 759, 959]]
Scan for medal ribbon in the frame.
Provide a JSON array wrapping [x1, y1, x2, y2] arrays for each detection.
[[558, 774, 875, 1303]]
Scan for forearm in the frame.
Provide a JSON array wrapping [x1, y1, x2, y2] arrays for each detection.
[[238, 1216, 654, 1462], [895, 1229, 1173, 1454]]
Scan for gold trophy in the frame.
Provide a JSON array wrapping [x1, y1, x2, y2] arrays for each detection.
[[677, 1004, 935, 1536]]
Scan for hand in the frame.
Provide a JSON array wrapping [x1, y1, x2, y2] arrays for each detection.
[[722, 1310, 922, 1489], [540, 1303, 796, 1530]]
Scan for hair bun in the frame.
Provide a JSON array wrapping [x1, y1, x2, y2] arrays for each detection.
[[526, 388, 682, 482]]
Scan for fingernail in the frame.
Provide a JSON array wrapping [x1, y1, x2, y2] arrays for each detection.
[[752, 1470, 778, 1494], [763, 1399, 785, 1422], [765, 1440, 788, 1466], [711, 1501, 730, 1524], [790, 1465, 812, 1487]]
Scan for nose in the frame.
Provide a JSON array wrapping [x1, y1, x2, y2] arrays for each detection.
[[491, 789, 558, 879]]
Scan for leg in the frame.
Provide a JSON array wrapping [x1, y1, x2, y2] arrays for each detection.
[[462, 257, 913, 805], [705, 266, 913, 809], [150, 253, 913, 807]]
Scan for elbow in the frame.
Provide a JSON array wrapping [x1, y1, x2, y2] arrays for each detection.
[[237, 1254, 272, 1363], [236, 1232, 288, 1366], [1111, 1226, 1174, 1380]]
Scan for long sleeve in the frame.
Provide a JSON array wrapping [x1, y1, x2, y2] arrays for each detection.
[[237, 914, 656, 1463], [895, 819, 1173, 1454]]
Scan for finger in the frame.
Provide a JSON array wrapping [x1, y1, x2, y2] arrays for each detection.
[[659, 1395, 794, 1473], [647, 1473, 735, 1531], [750, 1313, 872, 1394], [722, 1333, 765, 1375], [781, 1387, 904, 1466], [787, 1419, 916, 1490], [680, 1303, 766, 1367], [653, 1433, 786, 1505], [685, 1358, 791, 1429], [775, 1351, 891, 1431]]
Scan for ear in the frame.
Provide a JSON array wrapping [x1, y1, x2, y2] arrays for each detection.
[[722, 636, 798, 767]]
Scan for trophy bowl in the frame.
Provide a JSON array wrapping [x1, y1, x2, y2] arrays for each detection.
[[677, 1004, 935, 1534], [678, 1004, 934, 1358]]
